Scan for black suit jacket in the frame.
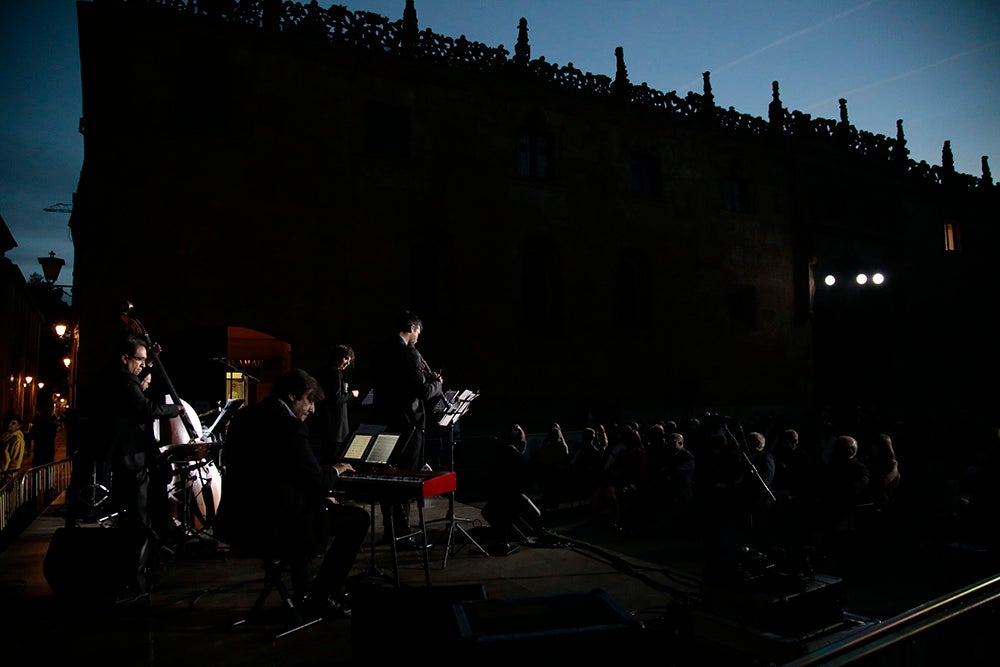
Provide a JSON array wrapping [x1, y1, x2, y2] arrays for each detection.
[[311, 366, 351, 456], [370, 336, 442, 435], [219, 395, 341, 559], [99, 364, 182, 471]]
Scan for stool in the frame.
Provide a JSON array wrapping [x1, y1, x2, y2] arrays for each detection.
[[232, 558, 322, 639]]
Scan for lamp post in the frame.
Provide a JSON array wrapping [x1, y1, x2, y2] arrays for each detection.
[[36, 251, 77, 407]]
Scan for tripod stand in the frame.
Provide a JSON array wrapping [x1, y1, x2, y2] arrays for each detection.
[[426, 390, 489, 568], [162, 445, 223, 558], [83, 461, 112, 519]]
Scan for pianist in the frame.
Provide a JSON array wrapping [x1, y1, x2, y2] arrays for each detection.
[[217, 369, 370, 618]]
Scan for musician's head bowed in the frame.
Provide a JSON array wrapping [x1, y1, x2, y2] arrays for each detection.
[[332, 343, 355, 368], [272, 369, 326, 421], [396, 310, 424, 345]]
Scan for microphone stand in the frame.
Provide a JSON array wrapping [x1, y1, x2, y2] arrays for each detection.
[[721, 416, 776, 504], [719, 416, 776, 547]]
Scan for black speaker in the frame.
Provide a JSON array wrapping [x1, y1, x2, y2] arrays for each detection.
[[351, 584, 488, 656], [43, 526, 140, 605], [450, 589, 645, 661]]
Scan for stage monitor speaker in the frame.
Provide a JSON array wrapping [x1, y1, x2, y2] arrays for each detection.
[[351, 584, 488, 656], [43, 526, 139, 606], [451, 589, 646, 662], [700, 572, 845, 636]]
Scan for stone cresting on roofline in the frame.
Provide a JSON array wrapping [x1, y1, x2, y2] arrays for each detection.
[[117, 0, 993, 191]]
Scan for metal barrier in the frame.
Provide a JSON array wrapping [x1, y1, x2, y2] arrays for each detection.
[[0, 458, 72, 538], [780, 572, 1000, 666]]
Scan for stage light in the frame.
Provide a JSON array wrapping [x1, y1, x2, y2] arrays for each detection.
[[855, 273, 868, 285], [872, 272, 885, 285], [824, 274, 836, 286]]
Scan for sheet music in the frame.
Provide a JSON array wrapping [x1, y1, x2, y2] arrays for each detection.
[[436, 388, 478, 426], [366, 433, 399, 465]]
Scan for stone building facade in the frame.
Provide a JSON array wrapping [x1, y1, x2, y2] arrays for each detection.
[[66, 0, 999, 436]]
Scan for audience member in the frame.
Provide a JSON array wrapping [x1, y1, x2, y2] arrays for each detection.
[[864, 433, 901, 509], [771, 428, 807, 499], [743, 431, 776, 513], [589, 426, 647, 534], [663, 430, 697, 511], [815, 435, 871, 541], [955, 427, 1000, 549], [26, 400, 60, 466], [696, 426, 750, 562], [482, 424, 543, 547], [642, 423, 670, 486], [529, 422, 570, 510], [1, 412, 26, 480], [567, 426, 605, 500]]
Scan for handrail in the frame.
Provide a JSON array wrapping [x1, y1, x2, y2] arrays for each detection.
[[0, 459, 73, 546], [780, 571, 1000, 666]]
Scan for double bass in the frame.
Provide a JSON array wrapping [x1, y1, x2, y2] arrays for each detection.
[[121, 302, 222, 529]]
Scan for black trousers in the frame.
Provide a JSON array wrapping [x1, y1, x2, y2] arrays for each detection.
[[291, 502, 370, 600]]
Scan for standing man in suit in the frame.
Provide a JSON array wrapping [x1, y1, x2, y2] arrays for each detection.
[[370, 311, 444, 547]]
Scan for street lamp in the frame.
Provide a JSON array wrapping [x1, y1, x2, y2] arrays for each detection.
[[37, 251, 73, 298]]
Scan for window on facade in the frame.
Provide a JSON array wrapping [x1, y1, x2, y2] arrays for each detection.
[[517, 132, 552, 178], [943, 220, 960, 252], [615, 251, 651, 328], [728, 285, 758, 330], [409, 240, 439, 317], [723, 177, 753, 213], [364, 101, 410, 157], [628, 153, 661, 196], [520, 238, 562, 324]]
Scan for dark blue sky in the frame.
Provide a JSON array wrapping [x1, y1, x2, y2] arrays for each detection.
[[2, 0, 998, 286]]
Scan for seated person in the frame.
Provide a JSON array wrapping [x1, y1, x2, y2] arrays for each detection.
[[217, 369, 369, 618], [482, 424, 544, 547]]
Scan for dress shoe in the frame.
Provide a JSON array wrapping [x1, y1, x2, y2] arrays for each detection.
[[302, 591, 351, 619], [396, 535, 427, 551], [380, 535, 428, 551]]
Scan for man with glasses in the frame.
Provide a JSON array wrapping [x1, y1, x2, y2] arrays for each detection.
[[63, 335, 185, 596]]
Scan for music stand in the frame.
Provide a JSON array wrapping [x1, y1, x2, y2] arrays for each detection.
[[340, 424, 392, 581], [426, 390, 489, 568]]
